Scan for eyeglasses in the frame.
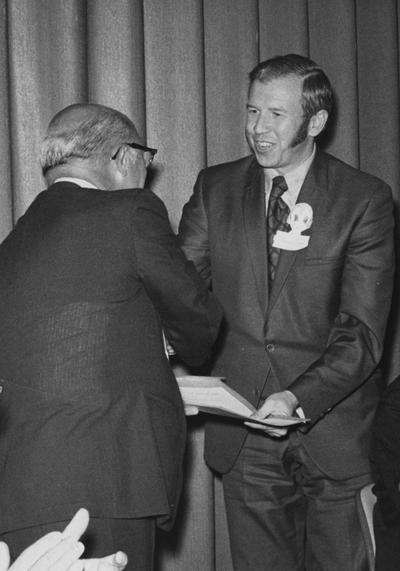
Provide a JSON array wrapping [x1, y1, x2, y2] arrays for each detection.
[[111, 142, 158, 165]]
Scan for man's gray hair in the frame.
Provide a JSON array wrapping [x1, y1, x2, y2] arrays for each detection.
[[40, 104, 139, 175]]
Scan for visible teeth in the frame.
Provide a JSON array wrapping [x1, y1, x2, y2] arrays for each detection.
[[256, 142, 273, 149]]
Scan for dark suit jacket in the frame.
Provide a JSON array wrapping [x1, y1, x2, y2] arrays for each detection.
[[179, 150, 394, 478], [0, 182, 221, 533]]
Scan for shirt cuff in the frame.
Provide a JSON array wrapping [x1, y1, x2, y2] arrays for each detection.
[[296, 406, 305, 419]]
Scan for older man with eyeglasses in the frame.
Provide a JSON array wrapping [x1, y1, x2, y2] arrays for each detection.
[[0, 103, 222, 570]]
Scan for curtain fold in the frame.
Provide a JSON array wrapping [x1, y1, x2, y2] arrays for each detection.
[[87, 0, 146, 137], [6, 0, 88, 222], [259, 1, 309, 60], [203, 0, 258, 166], [144, 0, 206, 230], [0, 2, 12, 239], [357, 0, 400, 192], [2, 0, 400, 223], [308, 0, 359, 164]]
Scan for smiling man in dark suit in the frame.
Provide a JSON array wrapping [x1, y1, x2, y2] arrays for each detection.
[[179, 54, 395, 570], [0, 103, 222, 570]]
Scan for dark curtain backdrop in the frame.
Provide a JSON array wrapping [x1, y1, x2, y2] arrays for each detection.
[[0, 1, 399, 569]]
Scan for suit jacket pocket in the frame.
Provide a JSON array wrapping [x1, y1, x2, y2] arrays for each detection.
[[304, 255, 345, 266]]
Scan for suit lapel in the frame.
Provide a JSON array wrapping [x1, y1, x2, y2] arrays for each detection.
[[266, 151, 327, 318], [242, 161, 270, 315]]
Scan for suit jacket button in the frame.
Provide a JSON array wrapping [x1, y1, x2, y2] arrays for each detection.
[[266, 343, 275, 352], [253, 388, 260, 397]]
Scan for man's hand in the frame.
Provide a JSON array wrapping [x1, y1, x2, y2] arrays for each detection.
[[63, 510, 128, 570], [0, 509, 128, 571], [70, 551, 128, 570], [244, 390, 298, 437], [184, 405, 199, 416], [0, 532, 84, 571]]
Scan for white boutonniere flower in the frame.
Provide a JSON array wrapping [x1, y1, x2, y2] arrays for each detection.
[[273, 203, 313, 251]]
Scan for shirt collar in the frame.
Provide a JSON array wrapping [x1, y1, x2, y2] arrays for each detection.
[[264, 145, 316, 208], [53, 177, 98, 189]]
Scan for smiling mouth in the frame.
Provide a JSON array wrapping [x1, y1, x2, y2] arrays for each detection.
[[254, 141, 275, 152]]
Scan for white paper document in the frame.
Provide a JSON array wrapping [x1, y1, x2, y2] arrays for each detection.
[[177, 376, 309, 427]]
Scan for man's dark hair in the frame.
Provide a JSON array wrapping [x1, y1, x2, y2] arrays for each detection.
[[249, 54, 334, 123]]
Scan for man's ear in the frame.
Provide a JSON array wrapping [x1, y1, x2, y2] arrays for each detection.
[[308, 110, 328, 137], [112, 145, 130, 177]]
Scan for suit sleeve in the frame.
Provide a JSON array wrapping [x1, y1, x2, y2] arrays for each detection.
[[178, 171, 212, 287], [290, 183, 395, 422], [131, 189, 222, 367]]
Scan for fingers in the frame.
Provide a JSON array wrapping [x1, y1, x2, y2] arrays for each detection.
[[4, 510, 127, 571], [244, 420, 288, 437], [245, 396, 290, 436], [7, 531, 84, 571], [246, 391, 295, 437], [29, 538, 84, 571], [62, 509, 90, 541], [9, 532, 62, 570], [184, 405, 199, 416], [96, 551, 128, 570], [263, 426, 289, 438], [71, 551, 128, 570], [111, 551, 128, 569], [9, 508, 89, 571], [0, 541, 11, 571]]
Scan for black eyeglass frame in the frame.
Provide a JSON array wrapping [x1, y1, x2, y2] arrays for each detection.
[[111, 142, 158, 161]]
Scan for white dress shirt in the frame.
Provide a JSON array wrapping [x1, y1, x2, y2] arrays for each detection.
[[263, 147, 316, 418], [264, 145, 316, 213], [53, 177, 98, 189]]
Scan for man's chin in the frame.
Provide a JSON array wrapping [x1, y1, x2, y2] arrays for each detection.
[[253, 152, 278, 168]]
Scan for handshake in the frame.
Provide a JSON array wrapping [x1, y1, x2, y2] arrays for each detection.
[[0, 509, 127, 571]]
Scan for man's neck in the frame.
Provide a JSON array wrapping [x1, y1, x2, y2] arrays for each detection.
[[45, 162, 107, 190], [53, 177, 98, 189]]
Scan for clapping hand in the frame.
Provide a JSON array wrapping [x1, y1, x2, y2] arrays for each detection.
[[0, 509, 128, 571]]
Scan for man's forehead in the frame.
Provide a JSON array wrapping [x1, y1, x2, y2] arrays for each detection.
[[248, 76, 303, 103], [254, 74, 303, 91]]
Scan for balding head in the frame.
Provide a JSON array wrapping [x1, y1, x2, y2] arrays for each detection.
[[40, 103, 142, 182]]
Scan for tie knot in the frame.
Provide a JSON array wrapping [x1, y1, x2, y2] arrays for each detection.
[[271, 176, 288, 198]]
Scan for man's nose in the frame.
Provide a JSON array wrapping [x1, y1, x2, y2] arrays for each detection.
[[254, 114, 272, 134]]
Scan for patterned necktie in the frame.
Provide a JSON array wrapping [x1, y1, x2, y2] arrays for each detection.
[[267, 175, 290, 283]]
